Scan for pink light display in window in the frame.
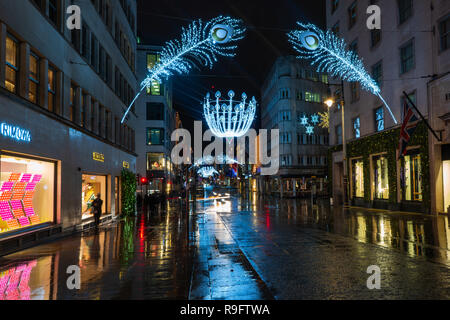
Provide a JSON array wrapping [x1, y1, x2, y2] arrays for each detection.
[[0, 260, 37, 300], [0, 173, 43, 231]]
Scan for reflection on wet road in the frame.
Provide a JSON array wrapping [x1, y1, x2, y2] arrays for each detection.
[[0, 203, 190, 299], [0, 190, 449, 299]]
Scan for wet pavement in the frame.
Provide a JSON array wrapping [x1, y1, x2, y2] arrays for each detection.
[[0, 190, 449, 299], [0, 202, 191, 299]]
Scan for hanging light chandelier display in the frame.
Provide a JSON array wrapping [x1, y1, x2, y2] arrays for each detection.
[[203, 90, 256, 138], [197, 166, 219, 178]]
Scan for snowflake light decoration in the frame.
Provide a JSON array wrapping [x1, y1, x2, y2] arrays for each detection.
[[311, 114, 319, 125], [300, 115, 309, 126], [306, 126, 315, 135], [197, 166, 219, 178], [287, 22, 398, 124], [204, 90, 257, 138], [121, 16, 246, 123], [318, 111, 329, 129]]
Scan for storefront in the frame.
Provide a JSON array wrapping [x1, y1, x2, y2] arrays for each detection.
[[0, 153, 56, 234], [81, 174, 107, 220]]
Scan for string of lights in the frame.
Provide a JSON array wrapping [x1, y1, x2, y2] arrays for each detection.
[[121, 16, 246, 123]]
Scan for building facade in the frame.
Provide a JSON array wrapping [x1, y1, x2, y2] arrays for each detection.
[[0, 0, 137, 254], [326, 0, 450, 213], [135, 44, 177, 196], [260, 56, 330, 197]]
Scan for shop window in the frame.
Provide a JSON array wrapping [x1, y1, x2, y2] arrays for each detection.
[[5, 36, 19, 93], [147, 153, 165, 171], [0, 154, 55, 234], [373, 155, 389, 200], [29, 53, 39, 104], [146, 128, 164, 145], [352, 159, 364, 198], [401, 153, 422, 201], [81, 174, 106, 220], [444, 159, 450, 212], [146, 53, 163, 96]]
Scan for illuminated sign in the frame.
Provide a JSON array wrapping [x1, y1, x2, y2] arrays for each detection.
[[0, 123, 31, 142], [123, 161, 130, 169], [93, 152, 104, 162]]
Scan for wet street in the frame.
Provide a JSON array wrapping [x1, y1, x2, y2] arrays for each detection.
[[0, 190, 449, 300]]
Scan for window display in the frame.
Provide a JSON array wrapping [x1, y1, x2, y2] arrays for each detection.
[[81, 174, 106, 220], [147, 153, 165, 171], [402, 153, 422, 201], [0, 155, 55, 234], [352, 159, 364, 198], [373, 155, 389, 200]]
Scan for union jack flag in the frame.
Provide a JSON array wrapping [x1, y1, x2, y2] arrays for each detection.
[[398, 98, 419, 159]]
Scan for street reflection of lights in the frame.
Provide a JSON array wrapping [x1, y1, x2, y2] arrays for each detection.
[[206, 199, 231, 213]]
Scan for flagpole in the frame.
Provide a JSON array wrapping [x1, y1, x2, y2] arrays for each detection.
[[402, 91, 442, 142]]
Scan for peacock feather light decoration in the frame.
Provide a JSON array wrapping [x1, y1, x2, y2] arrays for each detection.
[[121, 16, 246, 123], [287, 23, 398, 124]]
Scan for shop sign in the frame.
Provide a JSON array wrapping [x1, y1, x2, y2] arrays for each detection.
[[93, 152, 104, 162], [123, 161, 130, 169], [0, 122, 31, 142]]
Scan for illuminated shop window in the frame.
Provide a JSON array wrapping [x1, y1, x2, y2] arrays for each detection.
[[352, 159, 364, 198], [5, 36, 19, 93], [146, 53, 163, 96], [373, 155, 389, 200], [0, 155, 55, 234], [402, 153, 422, 201], [147, 153, 165, 171], [81, 174, 106, 220]]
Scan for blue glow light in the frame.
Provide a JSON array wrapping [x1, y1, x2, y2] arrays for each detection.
[[288, 23, 398, 124], [121, 16, 246, 123], [204, 90, 256, 138], [197, 166, 219, 178]]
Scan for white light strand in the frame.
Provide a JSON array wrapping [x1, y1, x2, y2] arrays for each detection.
[[197, 166, 219, 178], [204, 90, 256, 138], [121, 16, 246, 123], [287, 22, 398, 124]]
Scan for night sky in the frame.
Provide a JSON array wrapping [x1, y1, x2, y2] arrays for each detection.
[[137, 0, 325, 131]]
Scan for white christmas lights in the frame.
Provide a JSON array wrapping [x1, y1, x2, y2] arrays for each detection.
[[121, 16, 246, 123], [288, 22, 398, 124], [203, 90, 256, 138]]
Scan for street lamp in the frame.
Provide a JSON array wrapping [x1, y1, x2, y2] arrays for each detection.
[[324, 85, 349, 207]]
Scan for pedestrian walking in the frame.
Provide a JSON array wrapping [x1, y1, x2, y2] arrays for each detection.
[[92, 193, 103, 227]]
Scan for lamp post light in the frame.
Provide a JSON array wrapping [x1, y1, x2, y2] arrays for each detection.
[[325, 84, 349, 207]]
